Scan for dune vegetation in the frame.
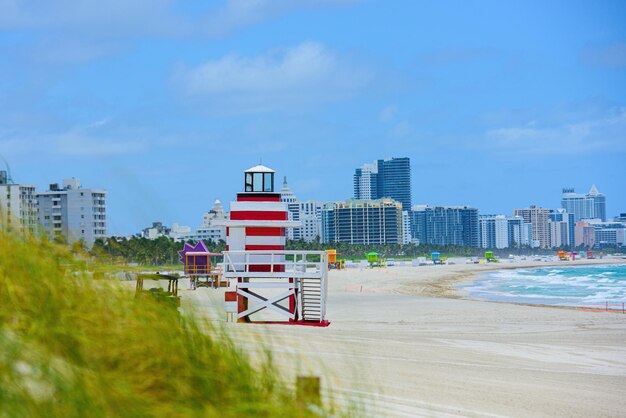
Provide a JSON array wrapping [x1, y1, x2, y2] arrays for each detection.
[[0, 229, 337, 417]]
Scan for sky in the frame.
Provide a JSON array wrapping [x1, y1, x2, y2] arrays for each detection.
[[1, 0, 625, 235]]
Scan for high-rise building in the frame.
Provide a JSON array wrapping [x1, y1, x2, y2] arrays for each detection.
[[506, 216, 524, 248], [280, 177, 300, 240], [520, 222, 536, 247], [195, 199, 228, 242], [548, 220, 569, 248], [561, 185, 606, 222], [410, 205, 479, 247], [353, 157, 412, 211], [0, 171, 38, 234], [587, 185, 606, 222], [402, 211, 412, 244], [479, 215, 508, 249], [590, 221, 625, 247], [321, 198, 403, 245], [377, 157, 412, 211], [513, 206, 551, 249], [574, 221, 595, 248], [297, 200, 323, 242], [548, 209, 575, 248], [280, 177, 322, 242], [37, 178, 106, 247], [353, 163, 378, 200]]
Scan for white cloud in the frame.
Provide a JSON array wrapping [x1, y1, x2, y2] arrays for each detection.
[[486, 108, 626, 154], [0, 119, 147, 158], [379, 105, 397, 123], [0, 0, 180, 36], [176, 41, 371, 112], [0, 1, 360, 67], [0, 0, 356, 37], [378, 104, 411, 138], [582, 42, 626, 70], [391, 120, 411, 138], [204, 0, 356, 36], [50, 131, 146, 157]]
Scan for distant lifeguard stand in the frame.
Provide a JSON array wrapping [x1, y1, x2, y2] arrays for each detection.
[[219, 164, 329, 325], [326, 249, 345, 270], [178, 241, 226, 289], [366, 252, 386, 268]]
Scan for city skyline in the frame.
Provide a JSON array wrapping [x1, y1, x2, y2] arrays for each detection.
[[1, 162, 621, 236], [3, 165, 622, 248], [1, 1, 625, 235]]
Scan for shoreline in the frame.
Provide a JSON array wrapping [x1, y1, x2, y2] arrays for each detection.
[[392, 257, 626, 301]]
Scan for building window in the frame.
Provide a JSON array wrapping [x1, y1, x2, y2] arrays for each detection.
[[245, 173, 253, 192], [263, 172, 273, 192], [253, 172, 263, 191]]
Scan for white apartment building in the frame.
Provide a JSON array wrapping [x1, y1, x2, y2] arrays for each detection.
[[195, 199, 228, 242], [280, 177, 323, 242], [353, 162, 378, 200], [479, 214, 509, 249], [169, 223, 192, 241], [37, 178, 106, 247], [297, 200, 323, 242], [0, 171, 38, 234], [402, 210, 412, 244], [513, 206, 551, 249], [520, 222, 539, 248]]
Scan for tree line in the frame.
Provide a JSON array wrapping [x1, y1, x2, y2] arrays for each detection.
[[90, 235, 589, 266], [91, 236, 226, 266]]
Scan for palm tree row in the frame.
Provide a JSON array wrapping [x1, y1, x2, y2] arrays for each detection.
[[91, 236, 225, 266], [91, 235, 563, 266]]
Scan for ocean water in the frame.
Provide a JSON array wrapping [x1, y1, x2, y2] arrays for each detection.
[[460, 264, 626, 307]]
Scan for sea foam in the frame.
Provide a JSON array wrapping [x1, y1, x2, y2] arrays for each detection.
[[460, 264, 626, 307]]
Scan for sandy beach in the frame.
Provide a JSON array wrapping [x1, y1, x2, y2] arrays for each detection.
[[182, 258, 626, 417]]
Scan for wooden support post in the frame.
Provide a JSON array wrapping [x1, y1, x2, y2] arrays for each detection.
[[237, 278, 249, 322], [289, 277, 297, 323]]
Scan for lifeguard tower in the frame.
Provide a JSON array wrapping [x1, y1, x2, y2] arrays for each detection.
[[485, 251, 497, 263], [326, 249, 345, 270], [366, 252, 385, 268], [220, 165, 329, 325], [178, 241, 225, 289]]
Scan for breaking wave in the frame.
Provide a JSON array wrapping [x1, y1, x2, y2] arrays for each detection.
[[460, 264, 626, 307]]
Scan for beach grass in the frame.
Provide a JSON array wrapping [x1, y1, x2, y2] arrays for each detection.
[[0, 230, 340, 417]]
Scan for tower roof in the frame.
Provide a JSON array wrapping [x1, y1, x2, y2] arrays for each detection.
[[588, 184, 600, 196], [245, 164, 275, 173]]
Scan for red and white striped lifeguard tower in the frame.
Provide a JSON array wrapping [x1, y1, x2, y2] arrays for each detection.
[[221, 164, 329, 325]]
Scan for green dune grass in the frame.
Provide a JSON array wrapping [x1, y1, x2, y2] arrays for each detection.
[[0, 230, 339, 417]]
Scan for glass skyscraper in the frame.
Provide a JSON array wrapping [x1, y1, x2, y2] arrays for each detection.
[[561, 185, 606, 222], [321, 199, 403, 245], [410, 205, 479, 247], [353, 157, 412, 212]]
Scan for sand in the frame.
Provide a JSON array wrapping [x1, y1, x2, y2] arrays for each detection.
[[181, 258, 626, 417]]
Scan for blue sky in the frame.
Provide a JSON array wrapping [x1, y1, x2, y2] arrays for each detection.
[[1, 0, 625, 235]]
